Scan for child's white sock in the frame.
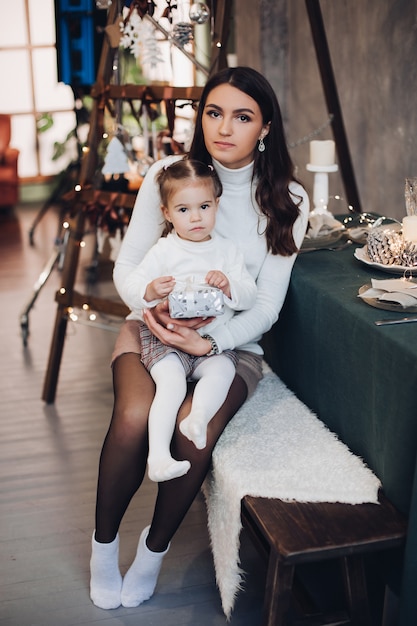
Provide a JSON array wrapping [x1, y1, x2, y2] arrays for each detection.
[[148, 456, 191, 482], [90, 532, 122, 609], [179, 407, 208, 449], [121, 526, 170, 608]]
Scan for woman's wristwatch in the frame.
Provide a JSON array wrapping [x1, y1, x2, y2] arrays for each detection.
[[201, 334, 219, 356]]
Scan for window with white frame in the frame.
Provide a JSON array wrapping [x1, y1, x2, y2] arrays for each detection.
[[0, 0, 213, 182], [0, 0, 76, 180]]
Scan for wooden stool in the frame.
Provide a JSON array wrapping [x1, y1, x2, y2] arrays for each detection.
[[241, 492, 407, 626]]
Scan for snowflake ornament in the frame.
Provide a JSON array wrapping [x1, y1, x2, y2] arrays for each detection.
[[120, 6, 163, 68]]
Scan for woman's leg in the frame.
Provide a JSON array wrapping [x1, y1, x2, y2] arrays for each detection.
[[95, 352, 155, 542], [90, 353, 155, 609], [151, 373, 247, 547], [120, 374, 248, 607]]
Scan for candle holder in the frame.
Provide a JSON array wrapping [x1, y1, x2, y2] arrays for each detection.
[[307, 163, 339, 215]]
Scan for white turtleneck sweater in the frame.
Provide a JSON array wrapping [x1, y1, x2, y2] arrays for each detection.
[[114, 155, 310, 355]]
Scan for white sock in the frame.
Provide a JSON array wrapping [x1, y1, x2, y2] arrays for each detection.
[[121, 526, 169, 608], [90, 532, 122, 610], [148, 456, 191, 482]]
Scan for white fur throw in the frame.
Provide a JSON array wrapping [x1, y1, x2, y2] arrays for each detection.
[[203, 368, 381, 620]]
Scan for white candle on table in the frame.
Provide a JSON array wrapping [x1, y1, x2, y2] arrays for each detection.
[[402, 215, 417, 242], [310, 140, 335, 166]]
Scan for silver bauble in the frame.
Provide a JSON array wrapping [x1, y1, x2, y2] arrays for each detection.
[[189, 3, 210, 25]]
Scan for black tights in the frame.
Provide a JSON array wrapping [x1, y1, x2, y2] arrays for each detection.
[[95, 352, 247, 551]]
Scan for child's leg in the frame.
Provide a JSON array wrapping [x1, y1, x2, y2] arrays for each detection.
[[179, 355, 236, 449], [148, 353, 191, 482]]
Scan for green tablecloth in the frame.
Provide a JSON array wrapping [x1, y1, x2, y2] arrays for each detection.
[[262, 243, 417, 625]]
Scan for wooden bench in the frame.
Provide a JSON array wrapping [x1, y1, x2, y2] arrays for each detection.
[[204, 369, 406, 624], [241, 492, 407, 626]]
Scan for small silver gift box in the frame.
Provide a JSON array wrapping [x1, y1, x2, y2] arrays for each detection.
[[168, 284, 225, 318]]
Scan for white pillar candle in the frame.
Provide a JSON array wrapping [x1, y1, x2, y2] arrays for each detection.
[[310, 140, 335, 166], [402, 215, 417, 242]]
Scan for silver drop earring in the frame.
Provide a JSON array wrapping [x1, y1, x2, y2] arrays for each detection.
[[258, 137, 266, 152]]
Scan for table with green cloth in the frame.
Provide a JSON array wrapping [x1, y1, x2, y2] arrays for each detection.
[[262, 242, 417, 626]]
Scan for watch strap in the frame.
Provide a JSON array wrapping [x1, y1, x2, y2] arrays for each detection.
[[201, 334, 219, 356]]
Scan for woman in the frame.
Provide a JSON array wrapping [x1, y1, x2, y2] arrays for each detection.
[[90, 66, 309, 610]]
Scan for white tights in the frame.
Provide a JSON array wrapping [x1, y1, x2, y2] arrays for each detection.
[[147, 352, 235, 482]]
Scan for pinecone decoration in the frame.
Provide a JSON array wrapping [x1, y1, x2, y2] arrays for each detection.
[[401, 240, 417, 267], [366, 229, 404, 265], [172, 22, 194, 46]]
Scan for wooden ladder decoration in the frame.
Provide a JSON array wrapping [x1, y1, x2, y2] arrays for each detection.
[[42, 0, 230, 403]]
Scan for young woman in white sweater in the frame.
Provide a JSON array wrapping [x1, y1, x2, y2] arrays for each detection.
[[90, 66, 309, 610]]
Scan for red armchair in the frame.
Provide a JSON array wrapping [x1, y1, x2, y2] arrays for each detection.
[[0, 114, 19, 208]]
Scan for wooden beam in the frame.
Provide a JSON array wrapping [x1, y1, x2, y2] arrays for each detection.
[[305, 0, 362, 213], [210, 0, 232, 75], [100, 84, 203, 102]]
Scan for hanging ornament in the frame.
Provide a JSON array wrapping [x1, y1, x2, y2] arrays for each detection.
[[172, 22, 194, 47], [120, 7, 163, 68], [101, 137, 130, 176], [140, 24, 165, 68], [189, 3, 210, 25], [161, 0, 178, 24]]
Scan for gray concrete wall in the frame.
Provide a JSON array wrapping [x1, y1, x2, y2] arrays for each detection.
[[235, 0, 417, 221]]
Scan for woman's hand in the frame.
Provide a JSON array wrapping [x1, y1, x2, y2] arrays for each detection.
[[143, 301, 213, 356]]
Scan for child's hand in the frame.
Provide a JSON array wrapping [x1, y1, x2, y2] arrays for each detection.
[[205, 270, 231, 299], [144, 276, 175, 302]]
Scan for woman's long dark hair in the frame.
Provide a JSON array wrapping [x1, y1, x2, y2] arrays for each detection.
[[188, 66, 301, 255]]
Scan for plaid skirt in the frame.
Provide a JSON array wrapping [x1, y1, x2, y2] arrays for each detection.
[[139, 321, 238, 379], [112, 320, 263, 397]]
